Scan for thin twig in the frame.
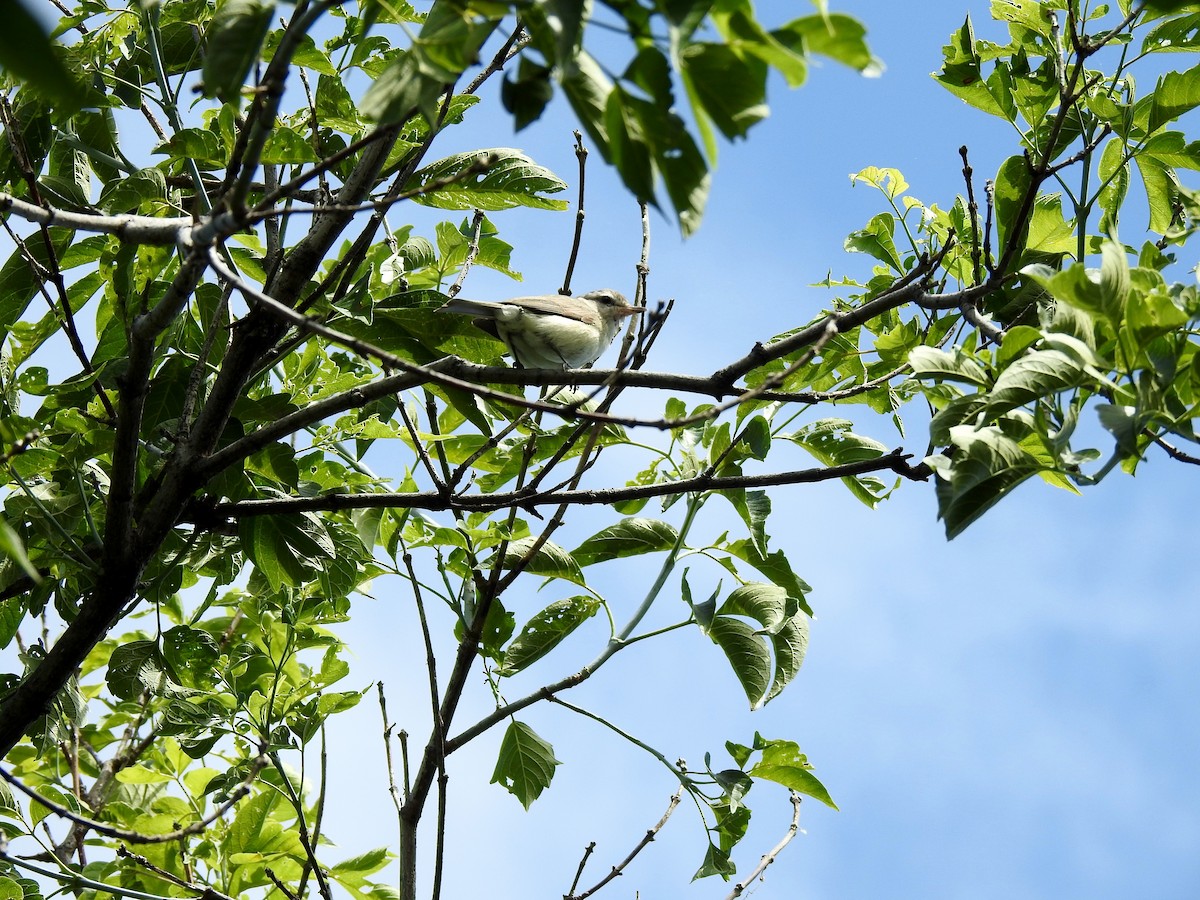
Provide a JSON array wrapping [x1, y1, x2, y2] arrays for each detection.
[[566, 842, 596, 899], [568, 790, 683, 900], [116, 845, 236, 900], [724, 793, 803, 900], [447, 209, 486, 298], [560, 131, 589, 296]]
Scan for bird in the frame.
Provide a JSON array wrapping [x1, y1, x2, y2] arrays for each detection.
[[437, 289, 643, 369]]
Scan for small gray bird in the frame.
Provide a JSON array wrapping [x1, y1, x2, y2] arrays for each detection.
[[437, 289, 643, 369]]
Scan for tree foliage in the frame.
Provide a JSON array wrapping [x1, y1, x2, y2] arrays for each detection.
[[0, 0, 1196, 898]]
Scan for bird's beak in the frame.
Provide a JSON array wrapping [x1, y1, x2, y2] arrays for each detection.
[[617, 306, 646, 318]]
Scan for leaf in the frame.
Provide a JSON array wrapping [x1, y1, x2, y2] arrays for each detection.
[[106, 640, 168, 700], [162, 626, 220, 691], [496, 596, 601, 676], [774, 12, 877, 74], [692, 841, 736, 881], [501, 58, 554, 131], [984, 347, 1088, 415], [789, 418, 891, 507], [766, 615, 809, 703], [717, 582, 789, 633], [844, 212, 903, 271], [1022, 251, 1126, 324], [501, 537, 585, 586], [926, 425, 1045, 539], [571, 517, 679, 566], [491, 720, 560, 809], [724, 539, 813, 616], [200, 0, 275, 105], [1125, 289, 1189, 355], [679, 42, 768, 140], [115, 765, 172, 785], [993, 154, 1034, 257], [707, 616, 772, 709], [560, 50, 613, 155], [934, 16, 1005, 117], [330, 848, 392, 887], [225, 790, 276, 854], [908, 346, 991, 385], [360, 50, 447, 124], [720, 488, 770, 555], [406, 149, 569, 211], [0, 519, 39, 583], [747, 738, 837, 808], [0, 230, 75, 342], [1149, 67, 1200, 133], [0, 0, 85, 110]]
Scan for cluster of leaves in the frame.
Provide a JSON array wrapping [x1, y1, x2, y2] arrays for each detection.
[[0, 0, 877, 897]]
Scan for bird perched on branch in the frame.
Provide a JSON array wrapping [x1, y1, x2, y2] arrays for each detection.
[[437, 289, 643, 369]]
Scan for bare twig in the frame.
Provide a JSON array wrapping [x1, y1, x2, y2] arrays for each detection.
[[566, 842, 597, 899], [116, 845, 236, 900], [724, 793, 803, 900], [447, 209, 486, 298], [568, 791, 683, 900], [560, 131, 589, 296]]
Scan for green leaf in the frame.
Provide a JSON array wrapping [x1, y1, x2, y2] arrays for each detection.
[[496, 596, 601, 676], [561, 50, 613, 156], [789, 418, 891, 507], [717, 582, 790, 632], [926, 425, 1045, 539], [200, 0, 275, 105], [0, 0, 85, 110], [1125, 289, 1189, 355], [766, 615, 809, 703], [0, 230, 74, 342], [491, 720, 560, 809], [406, 148, 569, 211], [330, 848, 392, 888], [1149, 67, 1200, 133], [993, 154, 1033, 257], [908, 346, 991, 385], [679, 42, 768, 140], [226, 790, 277, 854], [0, 519, 39, 583], [844, 212, 903, 271], [360, 50, 447, 124], [154, 128, 228, 169], [115, 765, 173, 785], [724, 539, 813, 616], [984, 348, 1088, 415], [720, 488, 770, 556], [747, 738, 837, 808], [571, 517, 679, 566], [707, 616, 772, 709], [692, 841, 736, 881], [106, 640, 168, 700], [501, 58, 554, 131], [1132, 150, 1183, 234], [1022, 249, 1126, 324], [935, 16, 1005, 117], [501, 537, 584, 585], [774, 13, 876, 74]]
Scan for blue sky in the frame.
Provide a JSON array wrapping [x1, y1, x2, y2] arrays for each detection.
[[311, 2, 1200, 899]]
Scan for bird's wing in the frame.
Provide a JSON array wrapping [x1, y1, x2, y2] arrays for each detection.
[[505, 296, 594, 321], [438, 298, 503, 317]]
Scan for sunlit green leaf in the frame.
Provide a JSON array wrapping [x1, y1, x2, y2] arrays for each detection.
[[491, 720, 560, 809]]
